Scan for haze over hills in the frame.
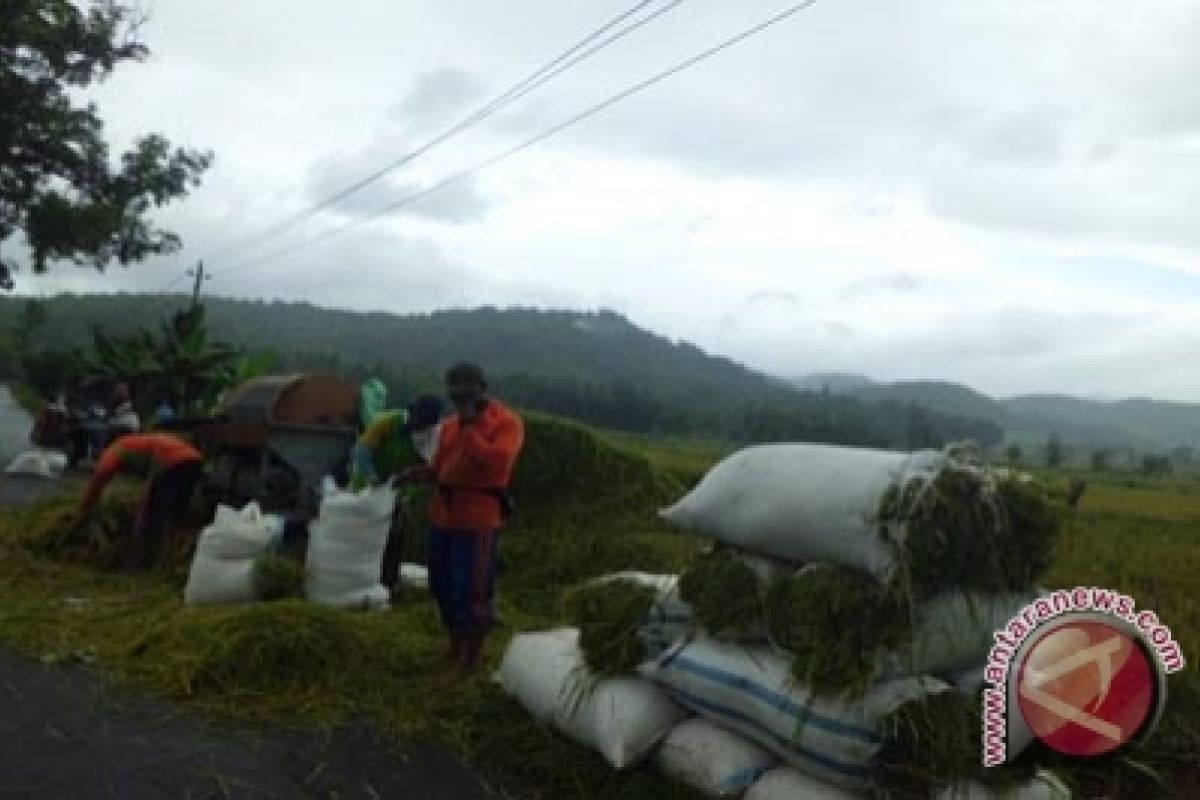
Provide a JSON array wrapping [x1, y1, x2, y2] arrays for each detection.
[[792, 375, 1200, 452], [0, 293, 1196, 453]]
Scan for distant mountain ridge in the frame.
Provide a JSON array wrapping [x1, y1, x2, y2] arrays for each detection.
[[0, 292, 1191, 451], [791, 375, 1200, 450]]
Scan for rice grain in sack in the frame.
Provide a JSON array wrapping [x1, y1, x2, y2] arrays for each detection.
[[495, 629, 687, 770], [744, 766, 865, 800], [642, 636, 949, 790], [305, 483, 396, 608], [658, 444, 946, 580], [184, 503, 274, 604], [655, 717, 778, 797]]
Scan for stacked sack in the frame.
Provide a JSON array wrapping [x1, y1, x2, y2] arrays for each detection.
[[651, 442, 1065, 797], [496, 442, 1069, 798]]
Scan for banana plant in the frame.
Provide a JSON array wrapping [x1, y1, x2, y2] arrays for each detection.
[[153, 306, 238, 416]]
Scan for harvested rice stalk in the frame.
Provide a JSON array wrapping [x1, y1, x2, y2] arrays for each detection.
[[253, 554, 306, 601], [766, 564, 910, 698], [874, 689, 1037, 798], [129, 602, 371, 697], [677, 548, 764, 638], [565, 579, 659, 677], [27, 487, 144, 570], [880, 467, 1060, 598]]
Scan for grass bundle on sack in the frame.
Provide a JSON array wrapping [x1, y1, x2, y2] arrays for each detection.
[[766, 564, 910, 698], [253, 554, 306, 601], [677, 547, 763, 638], [874, 689, 1036, 799], [564, 579, 659, 677], [880, 466, 1061, 598]]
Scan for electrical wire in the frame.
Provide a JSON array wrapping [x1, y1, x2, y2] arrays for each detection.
[[217, 0, 819, 278], [204, 0, 677, 265]]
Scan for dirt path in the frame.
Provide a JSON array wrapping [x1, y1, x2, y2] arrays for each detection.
[[0, 386, 499, 800]]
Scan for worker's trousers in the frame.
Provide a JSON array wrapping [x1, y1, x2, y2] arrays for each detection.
[[135, 460, 202, 566]]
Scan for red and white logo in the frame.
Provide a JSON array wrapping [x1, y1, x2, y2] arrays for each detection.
[[1016, 618, 1159, 757]]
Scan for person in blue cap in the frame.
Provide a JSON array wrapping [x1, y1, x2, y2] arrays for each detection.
[[349, 393, 445, 591]]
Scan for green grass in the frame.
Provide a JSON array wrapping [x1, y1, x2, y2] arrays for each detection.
[[0, 413, 707, 800], [0, 421, 1197, 797]]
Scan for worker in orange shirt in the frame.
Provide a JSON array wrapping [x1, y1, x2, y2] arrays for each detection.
[[401, 362, 524, 672], [77, 432, 204, 568]]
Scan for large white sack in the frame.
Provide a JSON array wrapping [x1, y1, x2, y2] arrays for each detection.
[[495, 628, 688, 770], [659, 444, 947, 579], [655, 717, 778, 797], [5, 448, 64, 479], [880, 592, 1033, 679], [399, 563, 429, 590], [305, 483, 396, 608], [938, 771, 1072, 799], [184, 503, 274, 605], [641, 636, 949, 790], [744, 766, 865, 800]]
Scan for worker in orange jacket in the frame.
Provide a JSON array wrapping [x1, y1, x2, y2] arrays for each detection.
[[401, 362, 524, 672], [77, 432, 204, 568]]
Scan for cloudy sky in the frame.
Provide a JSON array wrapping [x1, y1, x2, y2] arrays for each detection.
[[16, 0, 1200, 400]]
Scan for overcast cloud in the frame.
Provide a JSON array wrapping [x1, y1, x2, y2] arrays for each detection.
[[11, 0, 1200, 400]]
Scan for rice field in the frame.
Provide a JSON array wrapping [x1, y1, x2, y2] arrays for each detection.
[[0, 425, 1196, 798]]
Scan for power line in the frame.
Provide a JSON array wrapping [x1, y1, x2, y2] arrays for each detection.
[[205, 0, 677, 266], [218, 0, 820, 278], [156, 272, 189, 293]]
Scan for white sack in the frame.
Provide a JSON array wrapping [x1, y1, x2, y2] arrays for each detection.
[[495, 628, 688, 770], [659, 444, 946, 580], [655, 717, 778, 797], [744, 766, 865, 800], [880, 592, 1032, 679], [642, 636, 949, 790], [5, 448, 64, 479], [399, 563, 429, 589], [184, 503, 274, 605], [305, 483, 396, 608]]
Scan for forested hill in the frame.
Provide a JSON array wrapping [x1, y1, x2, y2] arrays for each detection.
[[0, 293, 1002, 448]]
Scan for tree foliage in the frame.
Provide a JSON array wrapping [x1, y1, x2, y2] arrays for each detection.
[[1, 295, 1010, 447], [1046, 432, 1066, 468], [0, 0, 212, 290]]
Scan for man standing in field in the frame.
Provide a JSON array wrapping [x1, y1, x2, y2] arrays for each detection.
[[76, 432, 204, 568], [402, 362, 524, 672]]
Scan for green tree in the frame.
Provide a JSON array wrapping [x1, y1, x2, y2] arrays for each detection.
[[1, 1, 212, 290], [1005, 443, 1023, 464], [1046, 432, 1066, 468], [1091, 449, 1109, 472]]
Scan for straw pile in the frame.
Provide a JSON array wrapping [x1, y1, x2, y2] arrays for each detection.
[[253, 554, 306, 601], [677, 547, 762, 638], [881, 470, 1061, 598], [765, 565, 909, 697], [565, 579, 660, 677], [25, 486, 157, 570]]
